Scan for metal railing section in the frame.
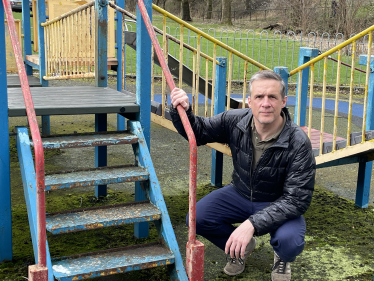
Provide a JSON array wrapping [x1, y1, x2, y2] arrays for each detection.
[[137, 0, 203, 279], [41, 1, 96, 80], [2, 0, 46, 271], [152, 4, 270, 117], [108, 1, 217, 110], [289, 25, 374, 155], [121, 26, 369, 88]]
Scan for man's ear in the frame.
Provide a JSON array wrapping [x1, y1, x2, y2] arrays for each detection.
[[282, 96, 287, 108], [247, 96, 251, 108]]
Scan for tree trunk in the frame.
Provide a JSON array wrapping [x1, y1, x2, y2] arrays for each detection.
[[221, 0, 232, 25], [181, 0, 192, 21], [206, 0, 213, 19], [245, 0, 250, 11]]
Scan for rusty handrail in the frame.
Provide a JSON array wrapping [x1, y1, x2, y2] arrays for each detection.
[[2, 0, 46, 269], [137, 0, 198, 246]]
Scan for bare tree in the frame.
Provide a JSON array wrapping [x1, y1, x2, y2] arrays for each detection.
[[335, 0, 366, 38], [181, 0, 192, 21], [246, 0, 271, 11], [206, 0, 213, 19], [272, 0, 320, 32], [221, 0, 232, 25], [154, 0, 167, 9]]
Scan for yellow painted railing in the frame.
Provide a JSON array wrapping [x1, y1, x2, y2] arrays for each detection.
[[151, 4, 270, 119], [41, 1, 96, 80], [290, 25, 374, 155]]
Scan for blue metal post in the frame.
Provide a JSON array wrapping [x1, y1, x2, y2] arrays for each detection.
[[22, 0, 32, 75], [0, 4, 12, 262], [134, 0, 152, 238], [95, 114, 107, 197], [37, 0, 47, 87], [294, 48, 318, 126], [355, 55, 374, 208], [37, 0, 50, 135], [95, 0, 108, 197], [116, 0, 126, 131], [211, 57, 227, 187], [41, 116, 50, 136], [274, 67, 289, 97]]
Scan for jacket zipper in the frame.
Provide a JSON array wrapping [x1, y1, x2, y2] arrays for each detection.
[[250, 149, 270, 202]]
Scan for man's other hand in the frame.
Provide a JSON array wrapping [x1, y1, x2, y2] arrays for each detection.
[[171, 88, 189, 111], [225, 219, 255, 259]]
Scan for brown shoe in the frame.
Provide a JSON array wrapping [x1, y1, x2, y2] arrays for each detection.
[[223, 238, 256, 276], [271, 252, 291, 281]]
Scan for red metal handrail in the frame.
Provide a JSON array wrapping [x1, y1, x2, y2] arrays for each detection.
[[137, 1, 203, 280], [2, 0, 46, 269]]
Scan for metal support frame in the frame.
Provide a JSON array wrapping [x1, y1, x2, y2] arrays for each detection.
[[16, 127, 53, 280], [134, 0, 152, 239], [0, 3, 12, 262], [22, 0, 32, 75], [211, 57, 227, 187], [37, 0, 47, 87], [274, 67, 289, 97], [355, 54, 374, 208], [116, 0, 126, 131], [294, 48, 318, 126], [37, 0, 50, 135], [95, 0, 108, 197]]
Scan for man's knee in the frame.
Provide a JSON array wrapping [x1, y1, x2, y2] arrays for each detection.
[[271, 217, 306, 262], [186, 212, 220, 234]]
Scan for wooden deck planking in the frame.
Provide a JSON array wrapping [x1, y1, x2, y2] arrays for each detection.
[[7, 74, 41, 88], [301, 126, 345, 150], [8, 86, 138, 117]]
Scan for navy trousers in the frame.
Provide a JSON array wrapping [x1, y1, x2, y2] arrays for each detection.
[[187, 184, 306, 262]]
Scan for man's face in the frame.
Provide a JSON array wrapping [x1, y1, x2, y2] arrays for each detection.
[[247, 79, 287, 127]]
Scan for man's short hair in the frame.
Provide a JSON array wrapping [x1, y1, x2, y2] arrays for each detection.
[[248, 70, 286, 99]]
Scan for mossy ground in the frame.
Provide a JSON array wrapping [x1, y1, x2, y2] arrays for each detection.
[[2, 130, 374, 280]]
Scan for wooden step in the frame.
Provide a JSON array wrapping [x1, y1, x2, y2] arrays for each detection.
[[46, 201, 161, 234], [52, 242, 175, 280], [45, 165, 148, 191], [34, 131, 138, 149]]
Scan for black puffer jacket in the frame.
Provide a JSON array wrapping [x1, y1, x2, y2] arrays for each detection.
[[170, 106, 316, 236]]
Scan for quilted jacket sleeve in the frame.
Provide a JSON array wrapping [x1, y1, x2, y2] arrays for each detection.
[[169, 105, 230, 145], [248, 137, 316, 236]]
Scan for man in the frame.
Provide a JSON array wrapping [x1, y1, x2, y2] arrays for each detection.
[[169, 70, 315, 281]]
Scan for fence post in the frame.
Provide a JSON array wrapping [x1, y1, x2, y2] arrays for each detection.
[[95, 0, 108, 197], [211, 57, 227, 187], [294, 47, 319, 126], [274, 67, 289, 97], [134, 0, 152, 238], [355, 54, 374, 208], [116, 0, 126, 131], [0, 3, 12, 262]]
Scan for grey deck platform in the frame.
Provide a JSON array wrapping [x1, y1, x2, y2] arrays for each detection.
[[8, 86, 138, 117], [7, 74, 42, 88]]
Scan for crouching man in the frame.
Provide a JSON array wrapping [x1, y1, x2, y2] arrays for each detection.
[[169, 70, 316, 281]]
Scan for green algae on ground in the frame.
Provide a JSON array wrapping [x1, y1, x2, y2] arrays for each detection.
[[3, 125, 374, 280]]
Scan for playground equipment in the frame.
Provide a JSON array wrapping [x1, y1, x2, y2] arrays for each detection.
[[2, 0, 374, 279], [4, 19, 21, 72], [2, 0, 195, 279]]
